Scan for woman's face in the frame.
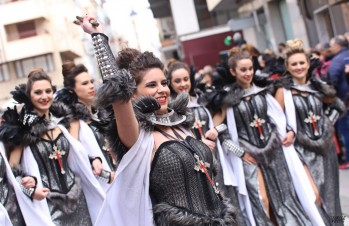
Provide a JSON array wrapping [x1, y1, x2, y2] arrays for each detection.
[[30, 80, 54, 115], [134, 68, 170, 115], [286, 53, 309, 82], [73, 72, 95, 105], [170, 68, 191, 94], [230, 59, 253, 89]]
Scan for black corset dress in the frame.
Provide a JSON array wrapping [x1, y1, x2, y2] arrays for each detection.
[[30, 133, 92, 226], [292, 92, 342, 221], [150, 136, 234, 226], [228, 88, 311, 226]]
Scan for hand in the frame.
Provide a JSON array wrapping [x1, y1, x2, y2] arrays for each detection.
[[345, 65, 349, 74], [204, 128, 218, 141], [75, 15, 103, 34], [33, 188, 50, 200], [21, 176, 36, 188], [242, 152, 257, 165], [282, 131, 295, 147], [92, 158, 103, 176], [202, 138, 216, 151], [109, 172, 115, 183]]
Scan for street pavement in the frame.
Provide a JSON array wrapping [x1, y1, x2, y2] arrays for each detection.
[[340, 169, 349, 226]]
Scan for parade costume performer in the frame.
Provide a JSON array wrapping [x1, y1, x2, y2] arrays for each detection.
[[275, 39, 344, 226], [77, 15, 236, 226], [167, 61, 250, 226], [209, 48, 313, 226], [0, 142, 26, 226], [55, 61, 115, 181], [0, 69, 105, 225]]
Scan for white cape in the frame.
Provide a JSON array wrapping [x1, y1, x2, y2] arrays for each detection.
[[78, 120, 111, 191], [95, 129, 154, 226]]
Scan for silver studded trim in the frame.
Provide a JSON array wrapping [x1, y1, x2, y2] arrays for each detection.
[[92, 33, 118, 80], [222, 139, 245, 158]]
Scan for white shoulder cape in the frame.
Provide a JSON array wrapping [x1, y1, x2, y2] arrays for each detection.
[[95, 128, 154, 226]]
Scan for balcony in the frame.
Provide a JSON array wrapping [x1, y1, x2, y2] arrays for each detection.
[[58, 36, 84, 60], [0, 0, 47, 25], [4, 34, 53, 61]]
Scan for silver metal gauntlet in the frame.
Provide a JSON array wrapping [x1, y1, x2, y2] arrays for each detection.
[[328, 109, 340, 125], [222, 139, 245, 158], [96, 170, 111, 183], [16, 176, 35, 198], [92, 33, 118, 81], [215, 123, 228, 134]]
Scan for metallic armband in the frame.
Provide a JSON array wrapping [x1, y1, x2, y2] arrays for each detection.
[[222, 139, 245, 158], [96, 170, 111, 184], [91, 33, 119, 81], [215, 123, 227, 134], [16, 177, 35, 199], [328, 109, 340, 125]]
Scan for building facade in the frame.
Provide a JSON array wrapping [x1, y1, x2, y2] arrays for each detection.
[[0, 0, 85, 108]]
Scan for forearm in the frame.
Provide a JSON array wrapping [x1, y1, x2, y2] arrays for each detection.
[[113, 101, 139, 149]]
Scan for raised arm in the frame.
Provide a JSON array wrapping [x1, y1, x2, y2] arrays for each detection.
[[77, 15, 139, 149]]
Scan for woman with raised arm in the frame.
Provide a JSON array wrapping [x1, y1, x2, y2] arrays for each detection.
[[210, 47, 314, 226], [274, 39, 344, 225], [77, 15, 236, 226], [0, 69, 105, 225], [55, 61, 115, 182]]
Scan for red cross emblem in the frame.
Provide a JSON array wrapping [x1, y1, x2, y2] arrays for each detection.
[[304, 111, 321, 136], [49, 146, 66, 175], [250, 114, 266, 140]]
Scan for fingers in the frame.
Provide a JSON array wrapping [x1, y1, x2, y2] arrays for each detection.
[[205, 129, 218, 141], [21, 177, 35, 188]]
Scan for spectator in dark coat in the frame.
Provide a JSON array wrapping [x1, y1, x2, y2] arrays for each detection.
[[329, 35, 349, 169]]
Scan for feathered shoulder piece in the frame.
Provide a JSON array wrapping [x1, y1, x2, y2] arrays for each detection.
[[0, 106, 22, 150], [10, 84, 33, 110], [309, 76, 336, 98], [0, 106, 47, 149], [275, 73, 336, 98], [223, 83, 270, 106], [133, 92, 194, 131], [55, 88, 78, 106]]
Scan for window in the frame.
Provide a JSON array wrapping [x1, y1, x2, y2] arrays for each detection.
[[0, 64, 10, 82], [17, 21, 37, 39], [15, 54, 54, 78]]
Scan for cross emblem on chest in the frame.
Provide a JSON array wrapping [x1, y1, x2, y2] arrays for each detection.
[[250, 114, 266, 140], [304, 111, 321, 136], [49, 145, 66, 174]]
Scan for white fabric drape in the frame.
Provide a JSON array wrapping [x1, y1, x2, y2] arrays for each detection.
[[279, 89, 325, 226], [78, 120, 111, 191], [226, 107, 256, 226], [95, 129, 154, 226]]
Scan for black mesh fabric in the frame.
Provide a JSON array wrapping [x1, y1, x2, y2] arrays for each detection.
[[0, 154, 8, 205], [30, 133, 75, 193], [150, 136, 230, 225]]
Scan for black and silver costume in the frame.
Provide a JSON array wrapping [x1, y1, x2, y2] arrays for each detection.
[[90, 32, 236, 226], [278, 74, 344, 225], [0, 86, 92, 226], [222, 83, 312, 226]]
